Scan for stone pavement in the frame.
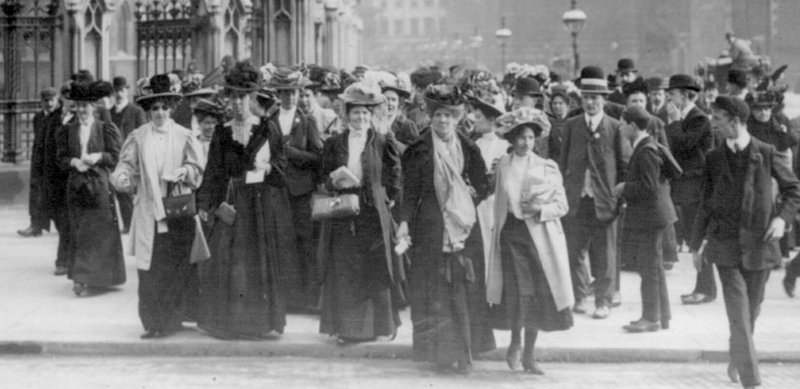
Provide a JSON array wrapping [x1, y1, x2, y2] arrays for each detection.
[[1, 206, 799, 362], [1, 357, 799, 389]]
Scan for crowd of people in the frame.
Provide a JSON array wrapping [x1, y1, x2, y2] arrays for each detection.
[[17, 40, 800, 386]]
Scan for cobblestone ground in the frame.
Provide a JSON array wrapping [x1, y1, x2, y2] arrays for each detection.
[[0, 356, 798, 389]]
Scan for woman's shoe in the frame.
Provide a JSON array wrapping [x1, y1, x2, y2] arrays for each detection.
[[506, 343, 522, 370], [72, 282, 89, 297], [521, 357, 545, 375], [727, 363, 739, 383], [140, 330, 161, 339]]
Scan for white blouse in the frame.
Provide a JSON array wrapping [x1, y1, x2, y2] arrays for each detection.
[[347, 128, 367, 184]]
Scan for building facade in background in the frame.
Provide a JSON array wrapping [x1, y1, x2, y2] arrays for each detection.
[[1, 0, 363, 162]]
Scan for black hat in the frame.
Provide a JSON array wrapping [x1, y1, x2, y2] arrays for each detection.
[[514, 77, 543, 97], [192, 98, 224, 120], [71, 70, 94, 83], [424, 83, 465, 117], [64, 81, 106, 102], [112, 76, 128, 91], [645, 77, 668, 91], [468, 95, 503, 119], [607, 74, 618, 89], [666, 74, 701, 92], [410, 67, 442, 89], [622, 77, 648, 98], [748, 91, 778, 108], [92, 81, 114, 99], [713, 95, 750, 122], [622, 106, 652, 130], [135, 73, 182, 108], [616, 58, 636, 74], [727, 69, 748, 89], [222, 61, 261, 92], [578, 66, 611, 94]]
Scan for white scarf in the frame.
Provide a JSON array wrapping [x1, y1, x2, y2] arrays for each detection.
[[433, 132, 476, 252]]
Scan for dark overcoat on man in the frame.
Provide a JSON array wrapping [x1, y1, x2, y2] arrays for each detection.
[[559, 112, 630, 308], [264, 108, 323, 310], [44, 108, 74, 270], [28, 108, 60, 231], [690, 136, 800, 387], [110, 102, 147, 232]]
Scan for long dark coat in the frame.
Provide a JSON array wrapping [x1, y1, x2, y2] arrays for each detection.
[[29, 108, 60, 229], [56, 120, 126, 287], [316, 128, 404, 340], [399, 130, 496, 365], [666, 106, 712, 205], [197, 117, 294, 338]]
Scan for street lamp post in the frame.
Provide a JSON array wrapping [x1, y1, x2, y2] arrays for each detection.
[[562, 2, 586, 77], [495, 17, 512, 73]]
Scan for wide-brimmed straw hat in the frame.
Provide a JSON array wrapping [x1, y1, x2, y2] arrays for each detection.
[[380, 76, 412, 99], [496, 107, 551, 141], [267, 67, 309, 90], [340, 82, 385, 106]]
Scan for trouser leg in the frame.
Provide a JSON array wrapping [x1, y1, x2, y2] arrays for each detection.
[[53, 206, 71, 269], [589, 220, 616, 308], [693, 257, 718, 299], [786, 251, 800, 280], [564, 218, 590, 303], [290, 193, 316, 309], [718, 265, 762, 387]]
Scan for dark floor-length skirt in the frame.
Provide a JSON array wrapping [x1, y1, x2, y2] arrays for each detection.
[[66, 170, 126, 288], [319, 205, 397, 341], [410, 226, 496, 366], [199, 179, 293, 339], [138, 218, 195, 333], [495, 216, 573, 332]]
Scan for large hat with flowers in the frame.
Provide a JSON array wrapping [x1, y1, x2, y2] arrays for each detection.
[[222, 61, 261, 92], [423, 83, 466, 117], [64, 80, 112, 102], [340, 82, 385, 106], [496, 107, 551, 141], [135, 73, 183, 108]]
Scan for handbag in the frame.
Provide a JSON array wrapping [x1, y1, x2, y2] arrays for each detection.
[[162, 182, 196, 220], [311, 192, 360, 221], [215, 179, 236, 225]]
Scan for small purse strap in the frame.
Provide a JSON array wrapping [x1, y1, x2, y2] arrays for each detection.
[[224, 179, 235, 205]]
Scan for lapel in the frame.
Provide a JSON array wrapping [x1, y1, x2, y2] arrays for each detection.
[[741, 140, 761, 225], [290, 112, 303, 135]]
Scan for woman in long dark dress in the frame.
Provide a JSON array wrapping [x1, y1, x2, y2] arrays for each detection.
[[111, 73, 207, 339], [396, 83, 496, 373], [57, 80, 126, 297], [196, 62, 293, 339], [317, 82, 403, 344], [487, 108, 574, 374]]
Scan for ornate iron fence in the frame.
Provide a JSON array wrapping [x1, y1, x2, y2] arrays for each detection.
[[134, 0, 194, 78], [1, 0, 61, 163]]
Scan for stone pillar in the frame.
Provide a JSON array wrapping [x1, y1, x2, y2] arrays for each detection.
[[196, 0, 226, 73], [98, 0, 119, 79], [323, 0, 340, 67], [1, 0, 23, 162]]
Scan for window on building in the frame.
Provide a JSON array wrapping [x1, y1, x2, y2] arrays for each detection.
[[410, 18, 420, 36], [394, 19, 404, 36], [424, 17, 435, 35]]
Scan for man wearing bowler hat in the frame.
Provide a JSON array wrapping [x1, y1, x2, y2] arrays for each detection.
[[691, 96, 800, 388], [607, 58, 638, 106], [559, 66, 631, 319], [664, 74, 715, 305], [646, 77, 669, 124]]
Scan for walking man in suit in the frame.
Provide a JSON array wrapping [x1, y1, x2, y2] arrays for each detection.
[[691, 96, 800, 388], [560, 66, 630, 319], [616, 106, 677, 332], [663, 74, 715, 305], [110, 76, 147, 233]]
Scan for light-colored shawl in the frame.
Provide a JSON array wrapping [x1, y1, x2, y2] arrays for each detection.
[[433, 132, 476, 253]]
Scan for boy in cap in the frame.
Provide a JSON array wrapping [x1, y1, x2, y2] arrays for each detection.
[[615, 106, 677, 332], [692, 96, 800, 388]]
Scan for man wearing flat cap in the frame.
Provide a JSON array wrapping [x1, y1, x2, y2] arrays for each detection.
[[691, 95, 800, 389], [664, 74, 715, 305], [18, 87, 62, 238], [560, 66, 631, 320]]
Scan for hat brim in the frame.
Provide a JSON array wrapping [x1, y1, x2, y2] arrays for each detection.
[[184, 88, 217, 98], [135, 92, 182, 105], [468, 96, 503, 118], [424, 97, 465, 117], [500, 122, 545, 141], [381, 86, 411, 99], [579, 88, 612, 95], [221, 83, 259, 92], [665, 85, 701, 92]]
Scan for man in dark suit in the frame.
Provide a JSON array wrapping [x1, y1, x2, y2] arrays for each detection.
[[691, 96, 800, 388], [265, 68, 323, 312], [560, 66, 630, 319], [110, 77, 147, 233], [616, 106, 677, 333], [18, 88, 61, 238], [646, 77, 669, 124], [607, 58, 638, 106], [664, 74, 715, 305]]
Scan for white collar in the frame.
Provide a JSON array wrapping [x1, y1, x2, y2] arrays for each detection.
[[115, 100, 129, 111], [726, 131, 751, 152], [680, 102, 695, 120], [632, 133, 649, 150], [349, 126, 368, 138], [584, 111, 604, 131], [280, 105, 296, 115]]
